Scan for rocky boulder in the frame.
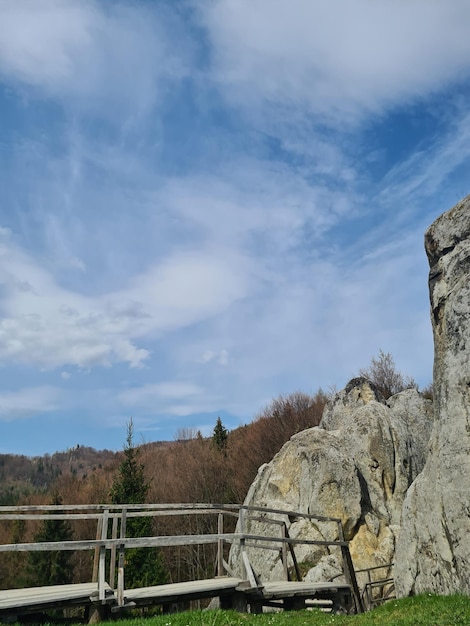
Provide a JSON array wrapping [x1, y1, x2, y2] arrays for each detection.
[[395, 196, 470, 596], [230, 379, 433, 588]]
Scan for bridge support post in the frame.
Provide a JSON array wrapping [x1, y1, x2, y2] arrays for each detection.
[[88, 602, 110, 624], [220, 591, 248, 612]]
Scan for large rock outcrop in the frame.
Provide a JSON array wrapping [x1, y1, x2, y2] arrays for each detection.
[[230, 379, 433, 587], [395, 196, 470, 596]]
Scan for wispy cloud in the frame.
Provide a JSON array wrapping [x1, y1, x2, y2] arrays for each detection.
[[378, 109, 470, 207], [198, 0, 470, 123], [0, 0, 193, 118], [0, 229, 250, 369], [118, 381, 220, 418], [0, 386, 60, 421]]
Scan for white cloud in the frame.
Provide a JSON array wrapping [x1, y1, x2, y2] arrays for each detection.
[[199, 0, 470, 122], [0, 0, 192, 117], [0, 233, 250, 370], [118, 381, 220, 418], [218, 349, 229, 365], [200, 350, 216, 364], [69, 257, 86, 272], [119, 382, 203, 405], [0, 386, 60, 421], [199, 349, 229, 365]]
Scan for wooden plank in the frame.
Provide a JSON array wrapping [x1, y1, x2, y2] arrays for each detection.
[[98, 510, 109, 601], [0, 583, 111, 611], [92, 517, 102, 583], [241, 552, 258, 589], [109, 515, 118, 590], [217, 513, 224, 577], [284, 523, 302, 581], [117, 509, 127, 607], [123, 577, 242, 604], [260, 581, 351, 595], [0, 503, 344, 526], [243, 535, 349, 548], [0, 532, 349, 557], [0, 533, 239, 553]]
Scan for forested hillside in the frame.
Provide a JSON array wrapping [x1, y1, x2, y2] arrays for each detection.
[[1, 390, 327, 508]]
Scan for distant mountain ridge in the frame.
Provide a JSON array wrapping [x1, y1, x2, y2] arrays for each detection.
[[0, 446, 117, 503]]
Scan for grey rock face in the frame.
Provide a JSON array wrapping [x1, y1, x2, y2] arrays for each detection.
[[231, 380, 433, 588], [395, 196, 470, 596]]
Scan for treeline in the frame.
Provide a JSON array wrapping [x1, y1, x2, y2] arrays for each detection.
[[0, 446, 117, 505]]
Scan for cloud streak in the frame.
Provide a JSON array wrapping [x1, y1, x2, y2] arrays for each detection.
[[0, 386, 60, 422]]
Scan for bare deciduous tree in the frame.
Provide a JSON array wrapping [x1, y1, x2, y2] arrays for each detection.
[[358, 350, 417, 399]]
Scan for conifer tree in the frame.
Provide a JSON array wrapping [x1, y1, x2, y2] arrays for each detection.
[[212, 417, 228, 452], [110, 419, 167, 588], [24, 494, 73, 587]]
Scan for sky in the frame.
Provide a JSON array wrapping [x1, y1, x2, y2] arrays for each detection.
[[1, 0, 470, 457]]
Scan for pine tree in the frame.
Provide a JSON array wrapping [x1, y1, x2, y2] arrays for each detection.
[[24, 494, 73, 587], [110, 419, 167, 588], [212, 417, 228, 452], [110, 419, 149, 506]]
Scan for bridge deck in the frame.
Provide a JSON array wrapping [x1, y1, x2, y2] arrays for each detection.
[[123, 577, 243, 606], [0, 579, 353, 617], [241, 580, 353, 612], [0, 582, 113, 613], [261, 580, 351, 598]]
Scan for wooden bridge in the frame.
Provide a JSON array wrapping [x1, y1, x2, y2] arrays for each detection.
[[0, 503, 365, 621]]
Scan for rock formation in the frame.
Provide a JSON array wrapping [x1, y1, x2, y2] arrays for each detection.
[[395, 196, 470, 596], [230, 379, 433, 588]]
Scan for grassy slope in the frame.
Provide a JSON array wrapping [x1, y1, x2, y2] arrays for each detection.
[[91, 595, 470, 626]]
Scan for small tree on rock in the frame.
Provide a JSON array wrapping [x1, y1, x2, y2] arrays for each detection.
[[358, 350, 417, 399]]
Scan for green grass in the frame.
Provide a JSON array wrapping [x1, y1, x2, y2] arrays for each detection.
[[79, 594, 470, 626]]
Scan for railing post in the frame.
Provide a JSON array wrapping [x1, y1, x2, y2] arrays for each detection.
[[338, 521, 363, 613], [239, 507, 247, 581], [281, 524, 288, 580], [117, 509, 127, 607], [92, 516, 102, 583], [109, 514, 118, 589], [217, 512, 224, 577], [98, 509, 109, 601]]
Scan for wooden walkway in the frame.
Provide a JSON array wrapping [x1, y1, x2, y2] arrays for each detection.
[[0, 582, 113, 613], [0, 579, 354, 618], [0, 503, 364, 620]]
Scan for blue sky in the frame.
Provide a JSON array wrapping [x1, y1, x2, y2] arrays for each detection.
[[1, 0, 470, 456]]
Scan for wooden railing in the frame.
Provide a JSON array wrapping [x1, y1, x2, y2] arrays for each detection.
[[0, 503, 364, 614], [355, 563, 395, 611]]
